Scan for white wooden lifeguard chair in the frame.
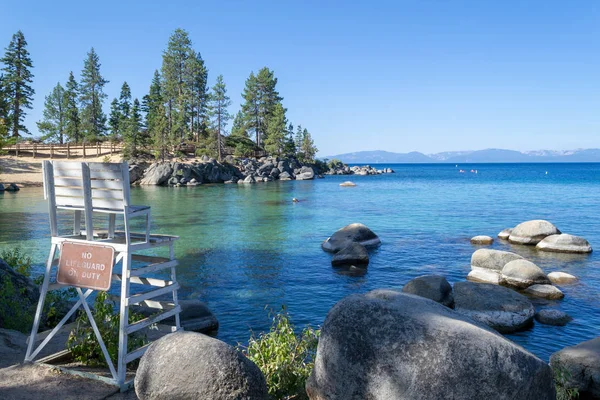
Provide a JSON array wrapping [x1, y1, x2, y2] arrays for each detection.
[[25, 161, 183, 389]]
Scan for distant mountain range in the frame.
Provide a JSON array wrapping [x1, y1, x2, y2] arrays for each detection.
[[324, 149, 600, 164]]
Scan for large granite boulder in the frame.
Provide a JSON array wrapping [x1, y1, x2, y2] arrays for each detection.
[[331, 243, 369, 267], [279, 171, 293, 181], [295, 166, 315, 180], [135, 331, 268, 400], [550, 337, 600, 399], [322, 223, 381, 253], [535, 309, 572, 326], [536, 234, 593, 253], [500, 259, 550, 289], [471, 249, 523, 271], [0, 258, 39, 331], [548, 271, 578, 285], [524, 284, 564, 300], [508, 220, 561, 245], [402, 275, 454, 308], [498, 228, 513, 240], [454, 281, 535, 333], [467, 268, 502, 284], [306, 290, 555, 400], [129, 164, 146, 184], [139, 163, 173, 185]]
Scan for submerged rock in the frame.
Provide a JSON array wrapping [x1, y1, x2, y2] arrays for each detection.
[[500, 259, 550, 289], [402, 275, 454, 308], [535, 309, 572, 326], [135, 331, 268, 400], [550, 337, 600, 399], [508, 220, 560, 245], [524, 284, 564, 300], [454, 281, 535, 333], [331, 243, 369, 267], [498, 228, 513, 240], [470, 235, 494, 245], [536, 234, 593, 254], [322, 223, 381, 253], [548, 271, 578, 285], [339, 181, 356, 187], [306, 290, 555, 400], [471, 249, 523, 271]]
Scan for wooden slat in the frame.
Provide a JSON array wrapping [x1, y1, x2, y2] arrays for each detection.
[[131, 255, 171, 264], [126, 283, 180, 306], [112, 274, 173, 287], [131, 260, 178, 277], [89, 169, 122, 180], [92, 188, 124, 199], [134, 299, 175, 310], [55, 187, 84, 197], [53, 164, 83, 177], [56, 196, 85, 207], [90, 179, 123, 190], [87, 162, 124, 172], [92, 198, 124, 210], [54, 177, 83, 187], [126, 305, 181, 334]]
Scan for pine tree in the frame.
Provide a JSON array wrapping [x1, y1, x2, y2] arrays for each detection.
[[80, 48, 108, 141], [143, 70, 163, 139], [36, 82, 68, 143], [108, 98, 121, 139], [294, 124, 304, 154], [300, 128, 318, 163], [1, 31, 34, 138], [241, 72, 259, 145], [263, 103, 287, 156], [208, 75, 231, 161], [161, 29, 194, 142], [0, 74, 8, 141], [230, 110, 247, 138], [118, 81, 132, 120], [123, 98, 143, 158], [64, 72, 81, 143], [187, 51, 208, 141], [255, 67, 282, 142], [149, 103, 169, 161], [283, 122, 296, 155]]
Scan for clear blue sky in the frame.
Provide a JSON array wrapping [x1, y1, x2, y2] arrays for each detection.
[[2, 0, 599, 156]]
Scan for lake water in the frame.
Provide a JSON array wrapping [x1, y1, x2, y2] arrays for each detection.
[[1, 163, 599, 361]]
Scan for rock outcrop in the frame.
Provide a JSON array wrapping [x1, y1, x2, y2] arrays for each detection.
[[322, 223, 381, 253], [536, 234, 593, 253], [402, 275, 454, 308], [331, 243, 369, 267], [470, 235, 494, 245], [471, 249, 523, 272], [454, 281, 535, 333], [535, 309, 572, 326], [498, 228, 513, 240], [305, 290, 555, 400], [135, 331, 268, 400], [508, 220, 561, 245], [500, 259, 550, 289], [550, 337, 600, 399]]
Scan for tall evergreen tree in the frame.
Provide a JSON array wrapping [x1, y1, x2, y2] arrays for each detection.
[[1, 31, 34, 138], [80, 48, 108, 141], [161, 29, 194, 142], [64, 72, 81, 143], [187, 51, 208, 141], [108, 98, 121, 139], [300, 128, 318, 163], [294, 124, 304, 153], [142, 70, 163, 137], [283, 122, 296, 155], [149, 103, 169, 161], [118, 81, 132, 120], [123, 98, 143, 158], [0, 74, 8, 141], [255, 67, 282, 141], [208, 75, 231, 161], [263, 103, 287, 156], [241, 72, 259, 145], [36, 82, 68, 143], [230, 110, 248, 138]]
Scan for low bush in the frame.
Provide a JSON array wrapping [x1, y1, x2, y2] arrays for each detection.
[[241, 306, 319, 400], [553, 360, 580, 400]]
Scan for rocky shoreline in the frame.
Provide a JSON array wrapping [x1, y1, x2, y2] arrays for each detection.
[[129, 156, 395, 186]]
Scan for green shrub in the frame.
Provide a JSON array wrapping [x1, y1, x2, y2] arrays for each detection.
[[241, 306, 320, 400], [1, 247, 32, 277], [67, 291, 146, 367], [554, 361, 580, 400], [327, 158, 344, 170]]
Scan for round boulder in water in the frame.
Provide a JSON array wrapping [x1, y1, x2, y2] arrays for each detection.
[[454, 281, 535, 333], [470, 235, 494, 245], [402, 275, 454, 308], [548, 271, 578, 285], [524, 284, 564, 300], [322, 223, 381, 253], [536, 234, 592, 254], [339, 181, 356, 187], [501, 259, 550, 289], [305, 289, 555, 400], [508, 220, 560, 245], [467, 268, 502, 285], [471, 249, 523, 271], [497, 228, 513, 240], [135, 331, 268, 400], [331, 242, 369, 267], [535, 309, 572, 326]]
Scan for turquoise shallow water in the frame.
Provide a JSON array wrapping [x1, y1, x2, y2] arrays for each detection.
[[1, 162, 599, 361]]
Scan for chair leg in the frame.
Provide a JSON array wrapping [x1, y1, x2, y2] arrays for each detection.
[[145, 212, 150, 243], [108, 214, 116, 239], [73, 210, 82, 235], [117, 252, 131, 385]]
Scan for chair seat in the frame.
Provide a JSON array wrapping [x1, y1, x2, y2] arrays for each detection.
[[57, 204, 150, 215]]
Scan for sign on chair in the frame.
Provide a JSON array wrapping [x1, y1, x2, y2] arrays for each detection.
[[57, 242, 115, 291]]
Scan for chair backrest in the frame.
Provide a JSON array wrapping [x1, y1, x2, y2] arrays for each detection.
[[43, 161, 130, 238]]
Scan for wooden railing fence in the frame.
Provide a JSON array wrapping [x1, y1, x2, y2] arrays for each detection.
[[4, 142, 123, 159]]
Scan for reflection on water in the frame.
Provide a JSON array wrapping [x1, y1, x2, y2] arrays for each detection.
[[1, 163, 599, 361]]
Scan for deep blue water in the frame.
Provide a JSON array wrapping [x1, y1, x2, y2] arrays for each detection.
[[1, 162, 599, 361]]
